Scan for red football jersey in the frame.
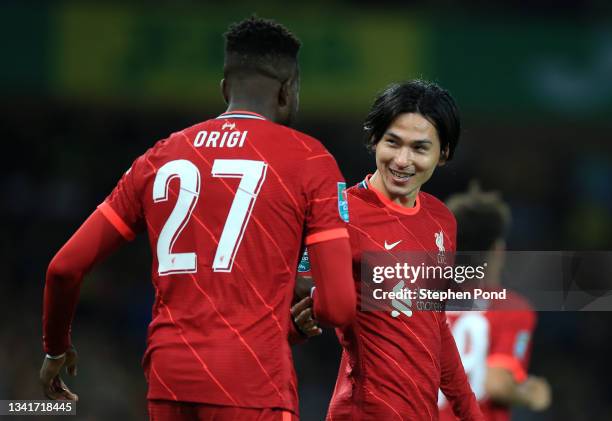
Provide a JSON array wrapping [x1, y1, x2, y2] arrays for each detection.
[[327, 176, 482, 421], [438, 293, 536, 421], [99, 111, 347, 413]]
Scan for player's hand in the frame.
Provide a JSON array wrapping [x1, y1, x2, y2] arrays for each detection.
[[39, 347, 79, 401], [523, 376, 551, 411], [291, 297, 322, 337], [294, 275, 314, 302]]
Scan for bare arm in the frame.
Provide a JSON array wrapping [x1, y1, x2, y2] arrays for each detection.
[[40, 209, 127, 399], [486, 367, 551, 411]]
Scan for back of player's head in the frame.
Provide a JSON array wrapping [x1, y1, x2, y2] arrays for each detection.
[[224, 15, 301, 82], [446, 181, 511, 251], [363, 80, 461, 161]]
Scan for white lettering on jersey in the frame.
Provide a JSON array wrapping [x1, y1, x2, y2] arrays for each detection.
[[193, 130, 248, 148]]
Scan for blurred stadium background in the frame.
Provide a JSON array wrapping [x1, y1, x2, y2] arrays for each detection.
[[2, 1, 612, 419]]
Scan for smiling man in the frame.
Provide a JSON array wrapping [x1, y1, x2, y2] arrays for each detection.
[[369, 111, 443, 207], [294, 80, 484, 420]]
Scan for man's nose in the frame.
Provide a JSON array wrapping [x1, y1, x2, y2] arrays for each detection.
[[394, 148, 413, 168]]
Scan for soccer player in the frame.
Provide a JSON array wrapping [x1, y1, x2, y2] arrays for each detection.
[[39, 16, 356, 421], [438, 184, 551, 420], [295, 80, 483, 420]]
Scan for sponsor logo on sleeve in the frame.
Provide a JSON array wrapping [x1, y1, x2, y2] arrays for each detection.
[[514, 330, 531, 360], [298, 249, 310, 273], [337, 182, 349, 222]]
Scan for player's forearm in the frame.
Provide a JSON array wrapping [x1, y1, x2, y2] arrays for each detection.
[[294, 275, 313, 301], [309, 238, 356, 327], [486, 368, 535, 407], [42, 209, 126, 355], [43, 264, 83, 355], [489, 384, 528, 407]]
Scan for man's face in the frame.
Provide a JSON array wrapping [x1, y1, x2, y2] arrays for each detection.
[[373, 112, 446, 204]]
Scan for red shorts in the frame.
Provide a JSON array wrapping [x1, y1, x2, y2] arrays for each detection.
[[147, 400, 297, 421]]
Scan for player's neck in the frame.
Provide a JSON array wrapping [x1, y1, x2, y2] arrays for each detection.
[[369, 171, 418, 208], [484, 247, 504, 284], [225, 101, 276, 122]]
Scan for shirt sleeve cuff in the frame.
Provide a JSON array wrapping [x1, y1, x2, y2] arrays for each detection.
[[487, 353, 528, 383], [305, 228, 349, 246], [98, 202, 136, 241]]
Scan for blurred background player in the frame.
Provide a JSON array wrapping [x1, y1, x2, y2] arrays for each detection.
[[295, 80, 484, 420], [438, 182, 552, 420], [40, 16, 355, 421]]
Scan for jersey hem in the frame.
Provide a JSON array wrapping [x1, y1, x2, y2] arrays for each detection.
[[146, 395, 298, 416]]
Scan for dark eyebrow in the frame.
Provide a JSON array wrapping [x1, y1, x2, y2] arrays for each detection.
[[384, 131, 432, 145], [384, 131, 402, 140]]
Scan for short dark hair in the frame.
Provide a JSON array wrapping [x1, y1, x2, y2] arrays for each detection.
[[363, 80, 461, 160], [446, 181, 511, 251], [224, 16, 301, 81]]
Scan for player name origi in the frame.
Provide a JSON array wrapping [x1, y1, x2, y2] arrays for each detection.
[[193, 130, 248, 148]]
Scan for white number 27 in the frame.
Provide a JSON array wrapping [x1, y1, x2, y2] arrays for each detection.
[[153, 159, 267, 275]]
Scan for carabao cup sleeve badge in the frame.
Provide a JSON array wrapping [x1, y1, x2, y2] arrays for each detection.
[[298, 249, 310, 273], [337, 182, 349, 222]]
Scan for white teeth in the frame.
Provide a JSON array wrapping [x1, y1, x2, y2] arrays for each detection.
[[390, 169, 412, 179]]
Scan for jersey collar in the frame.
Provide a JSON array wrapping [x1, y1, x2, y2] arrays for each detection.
[[216, 110, 267, 120], [363, 174, 421, 216]]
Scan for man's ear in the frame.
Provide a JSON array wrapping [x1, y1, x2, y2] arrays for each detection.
[[368, 138, 377, 154], [278, 80, 290, 107], [220, 79, 228, 104], [438, 145, 450, 166]]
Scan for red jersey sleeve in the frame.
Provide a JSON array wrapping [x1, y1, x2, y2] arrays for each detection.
[[43, 210, 126, 355], [97, 154, 147, 240], [487, 310, 536, 383], [302, 149, 348, 246]]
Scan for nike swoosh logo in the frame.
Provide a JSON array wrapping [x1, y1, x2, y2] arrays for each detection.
[[384, 240, 402, 250]]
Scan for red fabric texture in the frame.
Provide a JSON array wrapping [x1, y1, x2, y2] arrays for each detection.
[[43, 114, 351, 415], [327, 181, 483, 421], [147, 400, 296, 421], [308, 238, 355, 327], [43, 209, 126, 355]]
